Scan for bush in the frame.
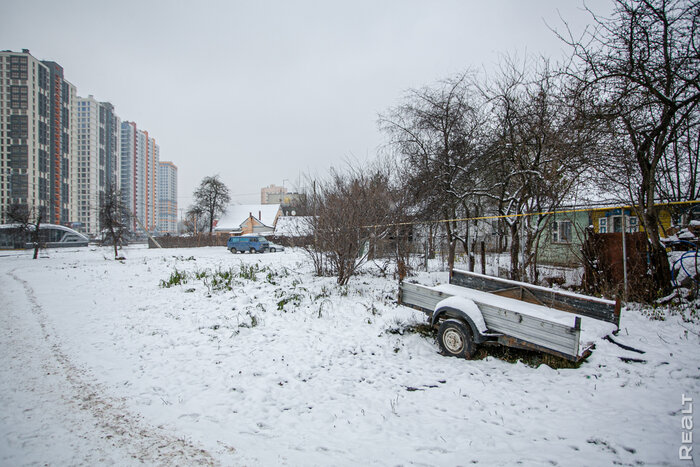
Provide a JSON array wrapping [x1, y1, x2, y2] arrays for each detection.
[[160, 269, 189, 288]]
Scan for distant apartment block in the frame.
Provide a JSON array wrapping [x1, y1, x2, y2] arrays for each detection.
[[261, 184, 287, 204], [157, 161, 177, 234], [261, 184, 301, 211], [120, 121, 159, 232], [74, 95, 121, 235], [0, 49, 171, 237], [0, 49, 77, 225]]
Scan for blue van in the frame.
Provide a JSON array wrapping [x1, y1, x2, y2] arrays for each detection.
[[227, 235, 269, 253]]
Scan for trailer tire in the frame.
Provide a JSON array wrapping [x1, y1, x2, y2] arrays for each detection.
[[437, 319, 476, 359]]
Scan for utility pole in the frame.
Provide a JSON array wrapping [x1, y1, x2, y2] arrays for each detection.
[[129, 208, 162, 248], [621, 213, 628, 302]]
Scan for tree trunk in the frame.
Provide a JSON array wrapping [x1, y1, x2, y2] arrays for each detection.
[[509, 221, 520, 281], [447, 239, 456, 273], [644, 209, 672, 296], [111, 227, 119, 259], [428, 224, 435, 259], [640, 154, 672, 295], [480, 241, 486, 275], [469, 239, 476, 272], [461, 209, 471, 261], [32, 218, 41, 260], [499, 219, 508, 253], [444, 220, 456, 272]]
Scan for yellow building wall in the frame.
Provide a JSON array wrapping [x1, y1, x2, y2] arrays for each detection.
[[590, 206, 673, 233]]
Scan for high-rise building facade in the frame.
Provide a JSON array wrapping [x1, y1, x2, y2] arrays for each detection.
[[119, 120, 136, 220], [100, 102, 121, 191], [1, 49, 172, 236], [120, 121, 158, 233], [157, 161, 177, 234], [0, 50, 76, 224], [74, 95, 121, 235], [146, 134, 159, 231]]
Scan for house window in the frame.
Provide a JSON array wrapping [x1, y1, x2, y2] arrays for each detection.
[[612, 215, 638, 233], [628, 216, 639, 232], [601, 215, 638, 233], [551, 220, 573, 243]]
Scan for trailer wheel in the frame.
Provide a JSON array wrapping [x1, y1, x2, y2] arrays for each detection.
[[437, 319, 475, 359]]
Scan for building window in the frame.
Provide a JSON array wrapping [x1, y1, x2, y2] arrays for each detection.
[[611, 215, 638, 233], [628, 216, 639, 232], [551, 220, 573, 244], [601, 215, 638, 233], [599, 217, 607, 233]]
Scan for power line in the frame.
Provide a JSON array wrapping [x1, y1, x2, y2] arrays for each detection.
[[361, 199, 700, 230], [177, 192, 259, 200]]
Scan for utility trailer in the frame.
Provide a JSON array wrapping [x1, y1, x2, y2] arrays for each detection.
[[398, 269, 621, 362]]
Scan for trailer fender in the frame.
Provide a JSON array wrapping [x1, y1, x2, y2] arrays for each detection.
[[431, 296, 489, 344]]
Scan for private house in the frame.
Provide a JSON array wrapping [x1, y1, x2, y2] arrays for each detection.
[[213, 204, 282, 236], [273, 215, 313, 238], [536, 209, 590, 267], [537, 201, 697, 267]]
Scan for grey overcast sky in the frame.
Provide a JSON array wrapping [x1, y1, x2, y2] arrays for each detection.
[[3, 0, 614, 208]]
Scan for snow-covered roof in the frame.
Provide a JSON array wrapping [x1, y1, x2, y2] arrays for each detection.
[[274, 216, 313, 237], [215, 204, 281, 231]]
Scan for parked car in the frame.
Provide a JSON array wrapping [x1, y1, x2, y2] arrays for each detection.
[[266, 243, 285, 252], [227, 235, 269, 253]]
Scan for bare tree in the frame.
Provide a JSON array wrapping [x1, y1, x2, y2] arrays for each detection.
[[192, 175, 231, 235], [7, 203, 44, 259], [481, 59, 594, 281], [301, 163, 405, 285], [658, 112, 700, 212], [559, 0, 700, 294], [380, 63, 592, 281], [380, 74, 487, 271], [183, 205, 208, 235], [99, 186, 130, 259]]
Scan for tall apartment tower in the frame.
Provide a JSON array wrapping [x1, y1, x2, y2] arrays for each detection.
[[0, 50, 76, 224], [146, 134, 159, 231], [120, 121, 158, 233], [157, 161, 177, 234], [74, 96, 121, 235]]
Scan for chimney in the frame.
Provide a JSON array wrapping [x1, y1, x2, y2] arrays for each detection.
[[259, 210, 262, 220]]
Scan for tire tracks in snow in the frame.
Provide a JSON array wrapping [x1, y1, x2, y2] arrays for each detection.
[[6, 270, 219, 466]]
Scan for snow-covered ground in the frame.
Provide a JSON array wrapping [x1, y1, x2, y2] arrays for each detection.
[[1, 245, 698, 466]]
